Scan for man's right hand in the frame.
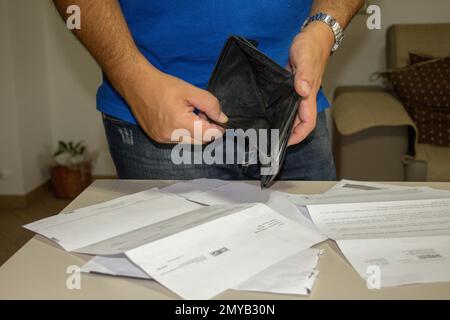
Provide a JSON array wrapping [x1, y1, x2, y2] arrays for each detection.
[[53, 0, 228, 144], [119, 61, 228, 144]]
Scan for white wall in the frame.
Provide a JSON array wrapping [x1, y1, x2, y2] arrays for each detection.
[[0, 0, 25, 195], [8, 0, 54, 193], [0, 0, 53, 195]]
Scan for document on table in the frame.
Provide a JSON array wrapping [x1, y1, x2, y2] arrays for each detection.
[[307, 198, 450, 287], [308, 198, 450, 240], [161, 179, 272, 205], [81, 248, 323, 296], [28, 178, 450, 293], [323, 179, 415, 195], [338, 235, 450, 287], [24, 189, 204, 254], [287, 183, 450, 208], [73, 180, 325, 298], [82, 254, 149, 280], [162, 179, 325, 232], [125, 203, 322, 299], [286, 180, 450, 222], [233, 248, 322, 295], [25, 183, 325, 299]]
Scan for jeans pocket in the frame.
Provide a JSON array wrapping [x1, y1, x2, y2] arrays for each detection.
[[102, 113, 131, 125]]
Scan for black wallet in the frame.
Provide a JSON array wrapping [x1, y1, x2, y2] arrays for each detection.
[[207, 36, 300, 188]]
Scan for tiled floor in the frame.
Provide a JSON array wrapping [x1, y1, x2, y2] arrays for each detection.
[[0, 191, 71, 266]]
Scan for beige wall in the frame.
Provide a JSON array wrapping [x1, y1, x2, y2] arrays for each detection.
[[0, 0, 25, 195], [0, 0, 53, 195], [10, 0, 53, 193]]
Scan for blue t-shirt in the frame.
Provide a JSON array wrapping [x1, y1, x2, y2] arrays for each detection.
[[97, 0, 329, 124]]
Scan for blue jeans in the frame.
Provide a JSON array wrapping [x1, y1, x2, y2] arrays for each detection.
[[102, 111, 336, 181]]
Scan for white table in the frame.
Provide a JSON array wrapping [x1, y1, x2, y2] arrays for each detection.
[[1, 180, 449, 300]]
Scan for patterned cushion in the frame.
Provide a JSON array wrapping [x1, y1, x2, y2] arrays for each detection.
[[386, 56, 450, 147]]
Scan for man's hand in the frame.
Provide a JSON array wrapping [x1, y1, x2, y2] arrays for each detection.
[[53, 0, 227, 145], [287, 22, 334, 146], [287, 0, 364, 146], [122, 61, 228, 144]]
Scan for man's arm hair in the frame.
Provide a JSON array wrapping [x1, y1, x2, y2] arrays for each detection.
[[52, 0, 155, 95], [310, 0, 365, 28]]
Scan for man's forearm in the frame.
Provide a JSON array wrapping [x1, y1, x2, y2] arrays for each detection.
[[287, 0, 364, 145], [53, 0, 158, 96], [310, 0, 364, 29], [297, 0, 365, 64]]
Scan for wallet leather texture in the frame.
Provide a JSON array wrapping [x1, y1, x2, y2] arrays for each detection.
[[207, 36, 300, 188]]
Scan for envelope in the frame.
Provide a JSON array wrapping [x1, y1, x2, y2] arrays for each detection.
[[207, 36, 300, 188]]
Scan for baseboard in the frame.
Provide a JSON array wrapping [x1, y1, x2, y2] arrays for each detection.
[[0, 175, 118, 209], [0, 181, 51, 209]]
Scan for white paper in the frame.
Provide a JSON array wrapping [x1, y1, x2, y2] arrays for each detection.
[[337, 236, 450, 287], [125, 203, 320, 300], [287, 185, 450, 208], [286, 182, 450, 224], [307, 197, 450, 287], [82, 254, 150, 279], [324, 179, 416, 195], [307, 198, 450, 240], [24, 189, 203, 254], [29, 178, 450, 294], [82, 248, 323, 296], [26, 180, 326, 299], [234, 248, 322, 295], [162, 179, 323, 230], [162, 179, 272, 205]]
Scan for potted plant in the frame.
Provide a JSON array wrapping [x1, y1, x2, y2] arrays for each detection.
[[51, 140, 92, 199]]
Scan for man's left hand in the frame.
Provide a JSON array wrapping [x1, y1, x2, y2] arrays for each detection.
[[287, 21, 334, 146]]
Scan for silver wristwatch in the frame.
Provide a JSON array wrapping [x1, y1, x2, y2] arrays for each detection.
[[301, 12, 345, 53]]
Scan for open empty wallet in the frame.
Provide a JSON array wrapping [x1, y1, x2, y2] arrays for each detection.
[[207, 36, 300, 188]]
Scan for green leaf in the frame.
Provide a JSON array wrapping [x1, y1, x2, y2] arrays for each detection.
[[53, 140, 88, 160], [60, 141, 68, 150]]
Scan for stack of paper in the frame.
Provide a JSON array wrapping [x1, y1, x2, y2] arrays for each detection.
[[24, 179, 450, 298], [25, 183, 325, 299], [82, 249, 323, 296], [307, 198, 450, 287]]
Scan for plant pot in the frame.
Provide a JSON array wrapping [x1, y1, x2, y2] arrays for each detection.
[[51, 163, 92, 199]]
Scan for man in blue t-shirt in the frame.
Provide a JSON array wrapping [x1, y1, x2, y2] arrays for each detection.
[[54, 0, 363, 181]]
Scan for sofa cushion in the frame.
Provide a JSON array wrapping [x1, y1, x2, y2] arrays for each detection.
[[333, 90, 416, 136], [385, 56, 450, 147]]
